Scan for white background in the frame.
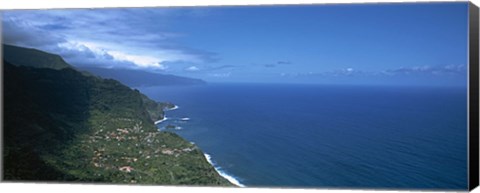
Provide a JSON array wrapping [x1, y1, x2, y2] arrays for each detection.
[[0, 0, 479, 193]]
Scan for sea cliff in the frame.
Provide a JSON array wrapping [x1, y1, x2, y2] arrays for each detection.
[[2, 44, 232, 186]]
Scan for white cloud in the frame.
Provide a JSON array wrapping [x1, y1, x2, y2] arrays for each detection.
[[185, 66, 200, 71], [2, 9, 217, 70], [107, 50, 163, 68], [384, 64, 466, 76], [208, 72, 231, 77], [58, 40, 169, 70]]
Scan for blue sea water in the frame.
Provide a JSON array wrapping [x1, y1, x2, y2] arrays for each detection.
[[137, 83, 468, 190]]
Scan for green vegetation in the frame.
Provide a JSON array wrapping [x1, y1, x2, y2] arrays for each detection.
[[2, 45, 231, 186], [3, 44, 71, 70]]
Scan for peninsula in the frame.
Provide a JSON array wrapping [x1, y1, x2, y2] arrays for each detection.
[[2, 44, 232, 186]]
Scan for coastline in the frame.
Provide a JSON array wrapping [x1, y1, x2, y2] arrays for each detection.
[[154, 116, 168, 124], [166, 105, 179, 111], [203, 153, 245, 187], [153, 105, 178, 124], [155, 104, 243, 187]]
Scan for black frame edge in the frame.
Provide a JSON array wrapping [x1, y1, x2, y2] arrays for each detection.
[[469, 1, 480, 191]]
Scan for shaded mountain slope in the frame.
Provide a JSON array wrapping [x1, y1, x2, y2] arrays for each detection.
[[80, 67, 206, 87], [2, 45, 231, 186], [3, 44, 71, 70]]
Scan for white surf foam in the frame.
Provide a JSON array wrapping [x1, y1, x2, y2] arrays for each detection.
[[203, 153, 245, 187], [166, 105, 179, 111], [154, 116, 168, 124]]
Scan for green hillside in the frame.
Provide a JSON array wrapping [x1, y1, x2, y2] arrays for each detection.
[[2, 45, 232, 186], [3, 44, 71, 70]]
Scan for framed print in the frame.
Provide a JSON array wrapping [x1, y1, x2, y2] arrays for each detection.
[[2, 1, 479, 191]]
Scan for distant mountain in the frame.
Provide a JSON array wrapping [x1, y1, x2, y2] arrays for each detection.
[[80, 67, 206, 87], [2, 45, 231, 185], [3, 44, 71, 70]]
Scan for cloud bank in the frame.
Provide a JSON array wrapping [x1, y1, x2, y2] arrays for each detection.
[[2, 9, 217, 71]]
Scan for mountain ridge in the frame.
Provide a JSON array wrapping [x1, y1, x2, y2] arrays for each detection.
[[2, 45, 231, 186], [3, 44, 71, 70], [3, 44, 207, 87], [80, 66, 206, 87]]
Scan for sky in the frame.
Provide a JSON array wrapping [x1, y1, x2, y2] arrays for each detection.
[[1, 2, 469, 86]]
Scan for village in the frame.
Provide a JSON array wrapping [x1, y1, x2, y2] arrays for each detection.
[[77, 116, 204, 184]]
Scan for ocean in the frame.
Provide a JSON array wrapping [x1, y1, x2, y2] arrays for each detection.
[[137, 83, 468, 190]]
